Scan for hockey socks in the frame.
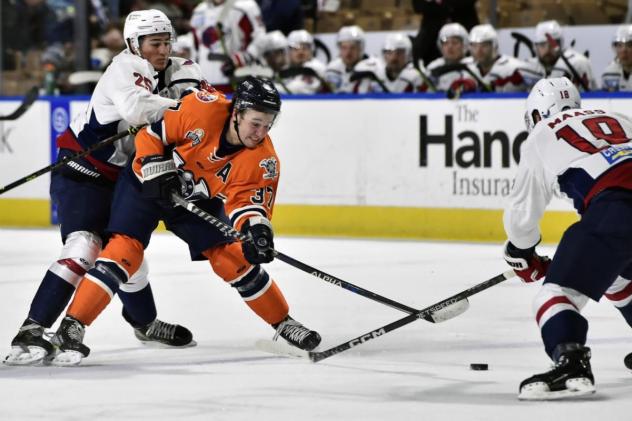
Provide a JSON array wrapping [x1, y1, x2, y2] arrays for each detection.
[[28, 270, 77, 327]]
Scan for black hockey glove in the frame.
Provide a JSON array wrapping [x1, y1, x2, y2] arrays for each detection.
[[241, 216, 275, 264], [503, 241, 551, 283], [140, 155, 181, 205]]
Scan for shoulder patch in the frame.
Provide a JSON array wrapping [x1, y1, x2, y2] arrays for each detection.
[[196, 90, 218, 103], [259, 157, 278, 180], [185, 128, 205, 146]]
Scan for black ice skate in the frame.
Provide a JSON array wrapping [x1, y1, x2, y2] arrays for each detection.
[[519, 343, 596, 400], [134, 319, 195, 347], [50, 316, 91, 366], [272, 316, 321, 351], [3, 319, 54, 366]]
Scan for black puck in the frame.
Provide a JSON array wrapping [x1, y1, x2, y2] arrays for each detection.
[[625, 353, 632, 370], [470, 363, 488, 371]]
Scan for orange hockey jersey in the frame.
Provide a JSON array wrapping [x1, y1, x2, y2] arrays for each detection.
[[133, 89, 280, 229]]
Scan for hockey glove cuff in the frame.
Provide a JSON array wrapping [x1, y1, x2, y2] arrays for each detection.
[[503, 241, 551, 283], [241, 216, 275, 264]]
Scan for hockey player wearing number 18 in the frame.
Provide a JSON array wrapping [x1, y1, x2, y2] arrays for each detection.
[[503, 77, 632, 400], [4, 10, 203, 366], [49, 76, 321, 365]]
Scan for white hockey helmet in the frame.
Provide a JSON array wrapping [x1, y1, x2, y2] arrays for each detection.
[[534, 20, 563, 46], [288, 29, 315, 51], [262, 30, 289, 53], [524, 77, 581, 132], [437, 23, 469, 49], [469, 24, 498, 50], [124, 9, 174, 56], [613, 24, 632, 45], [337, 25, 365, 52], [382, 33, 412, 60]]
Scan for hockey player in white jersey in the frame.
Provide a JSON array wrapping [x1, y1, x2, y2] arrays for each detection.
[[521, 20, 596, 91], [4, 9, 204, 366], [190, 0, 265, 92], [503, 77, 632, 399], [352, 33, 427, 93], [284, 29, 328, 94], [601, 24, 632, 91], [426, 23, 474, 93], [467, 24, 528, 92], [325, 25, 367, 93]]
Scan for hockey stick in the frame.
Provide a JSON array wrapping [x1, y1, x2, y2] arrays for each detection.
[[510, 32, 535, 58], [349, 71, 390, 93], [545, 33, 590, 91], [0, 125, 144, 195], [256, 269, 515, 362], [0, 86, 39, 121], [170, 193, 469, 323], [431, 63, 493, 93]]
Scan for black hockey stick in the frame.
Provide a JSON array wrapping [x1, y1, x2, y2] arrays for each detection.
[[0, 86, 39, 121], [278, 67, 335, 93], [0, 125, 145, 195], [431, 63, 493, 93], [170, 194, 469, 322], [349, 71, 391, 93], [545, 33, 590, 91], [511, 32, 535, 58], [256, 269, 515, 362]]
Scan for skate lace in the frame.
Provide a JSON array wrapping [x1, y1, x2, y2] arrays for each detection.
[[145, 320, 177, 340], [273, 319, 311, 344]]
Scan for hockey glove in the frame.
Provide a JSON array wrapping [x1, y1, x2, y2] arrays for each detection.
[[448, 78, 478, 98], [503, 241, 551, 283], [140, 155, 181, 205], [241, 216, 275, 264], [221, 52, 254, 77]]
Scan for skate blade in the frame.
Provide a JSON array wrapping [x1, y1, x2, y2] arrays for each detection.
[[136, 339, 198, 348], [51, 350, 84, 367], [255, 339, 311, 360], [518, 378, 596, 401], [3, 346, 49, 366]]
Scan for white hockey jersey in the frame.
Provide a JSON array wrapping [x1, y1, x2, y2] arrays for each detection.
[[601, 60, 632, 91], [521, 49, 597, 91], [467, 54, 529, 92], [351, 57, 426, 93], [190, 0, 265, 86], [504, 109, 632, 249], [282, 58, 328, 94], [426, 56, 474, 92], [60, 52, 203, 181], [325, 57, 357, 93]]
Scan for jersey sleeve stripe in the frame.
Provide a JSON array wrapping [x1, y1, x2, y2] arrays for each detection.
[[229, 205, 268, 227]]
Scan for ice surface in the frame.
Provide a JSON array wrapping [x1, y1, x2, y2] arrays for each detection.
[[1, 228, 631, 420]]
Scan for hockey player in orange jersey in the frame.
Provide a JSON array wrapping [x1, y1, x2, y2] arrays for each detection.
[[50, 76, 321, 364]]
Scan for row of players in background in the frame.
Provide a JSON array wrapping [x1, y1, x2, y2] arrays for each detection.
[[179, 0, 632, 95]]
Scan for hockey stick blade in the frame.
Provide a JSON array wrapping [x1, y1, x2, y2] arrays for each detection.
[[256, 270, 515, 363], [0, 86, 39, 121]]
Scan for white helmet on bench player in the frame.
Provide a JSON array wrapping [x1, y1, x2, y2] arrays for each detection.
[[524, 77, 581, 132], [124, 9, 174, 56]]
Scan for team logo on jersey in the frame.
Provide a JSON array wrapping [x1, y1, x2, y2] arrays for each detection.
[[185, 128, 205, 146], [196, 90, 218, 103], [259, 157, 278, 180], [601, 143, 632, 163]]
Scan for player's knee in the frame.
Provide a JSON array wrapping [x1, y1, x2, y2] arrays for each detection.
[[533, 283, 589, 328], [204, 242, 252, 282], [121, 258, 150, 293], [49, 230, 103, 287], [205, 243, 271, 299], [94, 234, 144, 284], [604, 275, 632, 308]]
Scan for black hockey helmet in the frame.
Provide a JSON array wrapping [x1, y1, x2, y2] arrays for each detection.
[[232, 76, 281, 115]]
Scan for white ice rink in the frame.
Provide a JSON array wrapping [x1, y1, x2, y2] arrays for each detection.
[[1, 228, 631, 420]]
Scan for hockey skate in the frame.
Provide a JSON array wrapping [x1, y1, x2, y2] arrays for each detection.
[[3, 319, 54, 366], [134, 319, 196, 347], [273, 316, 321, 351], [50, 316, 91, 366], [518, 343, 596, 400]]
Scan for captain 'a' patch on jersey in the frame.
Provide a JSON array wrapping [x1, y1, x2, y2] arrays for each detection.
[[133, 89, 281, 228]]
